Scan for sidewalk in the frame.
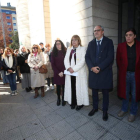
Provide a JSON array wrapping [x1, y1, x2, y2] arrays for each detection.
[[0, 80, 140, 140]]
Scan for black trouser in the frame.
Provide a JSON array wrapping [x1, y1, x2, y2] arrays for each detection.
[[56, 85, 64, 100], [92, 89, 109, 111], [71, 76, 77, 106], [47, 77, 54, 87]]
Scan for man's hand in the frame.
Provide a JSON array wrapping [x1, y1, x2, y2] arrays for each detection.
[[67, 67, 74, 73], [8, 70, 13, 73], [25, 60, 28, 63], [91, 66, 100, 74]]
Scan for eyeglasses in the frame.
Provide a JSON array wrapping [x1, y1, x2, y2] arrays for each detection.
[[94, 29, 102, 32], [125, 34, 134, 37], [56, 43, 61, 45], [33, 47, 38, 49]]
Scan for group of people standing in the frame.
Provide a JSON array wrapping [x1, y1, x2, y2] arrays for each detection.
[[0, 25, 139, 122]]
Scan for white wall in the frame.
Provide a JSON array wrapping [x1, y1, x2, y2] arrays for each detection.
[[28, 0, 46, 45], [50, 0, 93, 47]]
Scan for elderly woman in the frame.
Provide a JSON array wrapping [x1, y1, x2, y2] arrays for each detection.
[[64, 35, 89, 110], [2, 47, 17, 95], [28, 44, 45, 98], [17, 46, 31, 92], [44, 43, 54, 91]]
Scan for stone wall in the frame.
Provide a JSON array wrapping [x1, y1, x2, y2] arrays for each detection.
[[92, 0, 118, 89], [16, 0, 31, 48]]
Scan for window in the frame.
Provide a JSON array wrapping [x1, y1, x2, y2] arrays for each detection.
[[13, 17, 16, 20], [13, 23, 16, 26], [9, 40, 12, 43], [6, 12, 10, 14], [9, 34, 12, 37], [12, 12, 16, 14], [6, 16, 10, 19], [8, 28, 12, 31], [14, 29, 17, 31], [7, 22, 11, 25]]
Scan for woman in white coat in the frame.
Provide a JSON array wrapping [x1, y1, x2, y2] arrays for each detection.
[[28, 44, 45, 98], [64, 35, 89, 110]]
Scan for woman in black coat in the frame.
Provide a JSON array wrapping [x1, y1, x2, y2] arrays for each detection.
[[17, 46, 31, 92]]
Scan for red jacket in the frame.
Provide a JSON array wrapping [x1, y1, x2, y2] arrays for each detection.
[[116, 40, 140, 101]]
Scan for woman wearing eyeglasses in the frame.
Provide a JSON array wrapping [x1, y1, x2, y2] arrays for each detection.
[[28, 44, 45, 98], [116, 28, 140, 122]]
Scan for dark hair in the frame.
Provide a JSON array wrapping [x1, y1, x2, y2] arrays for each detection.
[[125, 28, 136, 35], [39, 42, 43, 45], [52, 40, 66, 57]]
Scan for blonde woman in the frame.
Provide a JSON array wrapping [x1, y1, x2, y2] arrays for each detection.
[[64, 35, 89, 110], [44, 43, 54, 91], [2, 47, 17, 95], [28, 44, 45, 98], [17, 46, 31, 92]]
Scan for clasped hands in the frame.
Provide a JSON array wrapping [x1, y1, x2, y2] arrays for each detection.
[[67, 67, 74, 73], [91, 66, 100, 74], [8, 70, 13, 73], [33, 66, 39, 71]]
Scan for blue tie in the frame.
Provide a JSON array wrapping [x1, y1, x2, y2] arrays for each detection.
[[96, 40, 101, 62]]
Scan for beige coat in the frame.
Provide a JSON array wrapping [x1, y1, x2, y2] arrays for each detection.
[[64, 46, 89, 106], [43, 52, 54, 78], [28, 52, 45, 87]]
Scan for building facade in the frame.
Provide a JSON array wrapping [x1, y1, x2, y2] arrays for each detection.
[[1, 3, 18, 32], [16, 0, 140, 90]]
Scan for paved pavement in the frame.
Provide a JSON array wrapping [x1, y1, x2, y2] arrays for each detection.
[[0, 80, 140, 140]]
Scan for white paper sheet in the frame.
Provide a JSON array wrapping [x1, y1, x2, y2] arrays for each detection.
[[64, 70, 78, 76]]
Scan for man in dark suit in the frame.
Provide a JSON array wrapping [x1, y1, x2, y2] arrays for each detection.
[[85, 25, 114, 121]]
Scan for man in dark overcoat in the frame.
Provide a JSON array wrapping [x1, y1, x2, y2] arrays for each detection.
[[85, 25, 114, 121]]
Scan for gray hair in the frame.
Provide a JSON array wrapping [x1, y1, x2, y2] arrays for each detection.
[[95, 25, 104, 31]]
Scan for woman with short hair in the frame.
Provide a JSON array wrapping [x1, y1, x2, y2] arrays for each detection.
[[2, 47, 17, 95], [64, 35, 89, 110], [17, 46, 31, 92], [28, 44, 45, 98]]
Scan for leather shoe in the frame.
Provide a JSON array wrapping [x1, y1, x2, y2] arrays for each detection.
[[103, 111, 108, 121], [62, 100, 66, 106], [57, 99, 61, 106], [88, 109, 98, 116], [71, 105, 75, 109], [76, 105, 84, 111]]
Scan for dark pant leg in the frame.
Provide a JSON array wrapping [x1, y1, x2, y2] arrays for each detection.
[[51, 77, 54, 85], [92, 89, 99, 110], [71, 76, 77, 106], [11, 73, 17, 91], [7, 74, 14, 91], [47, 78, 50, 87], [16, 68, 20, 81], [102, 89, 109, 111], [57, 85, 61, 100], [130, 72, 138, 115], [62, 85, 65, 100]]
